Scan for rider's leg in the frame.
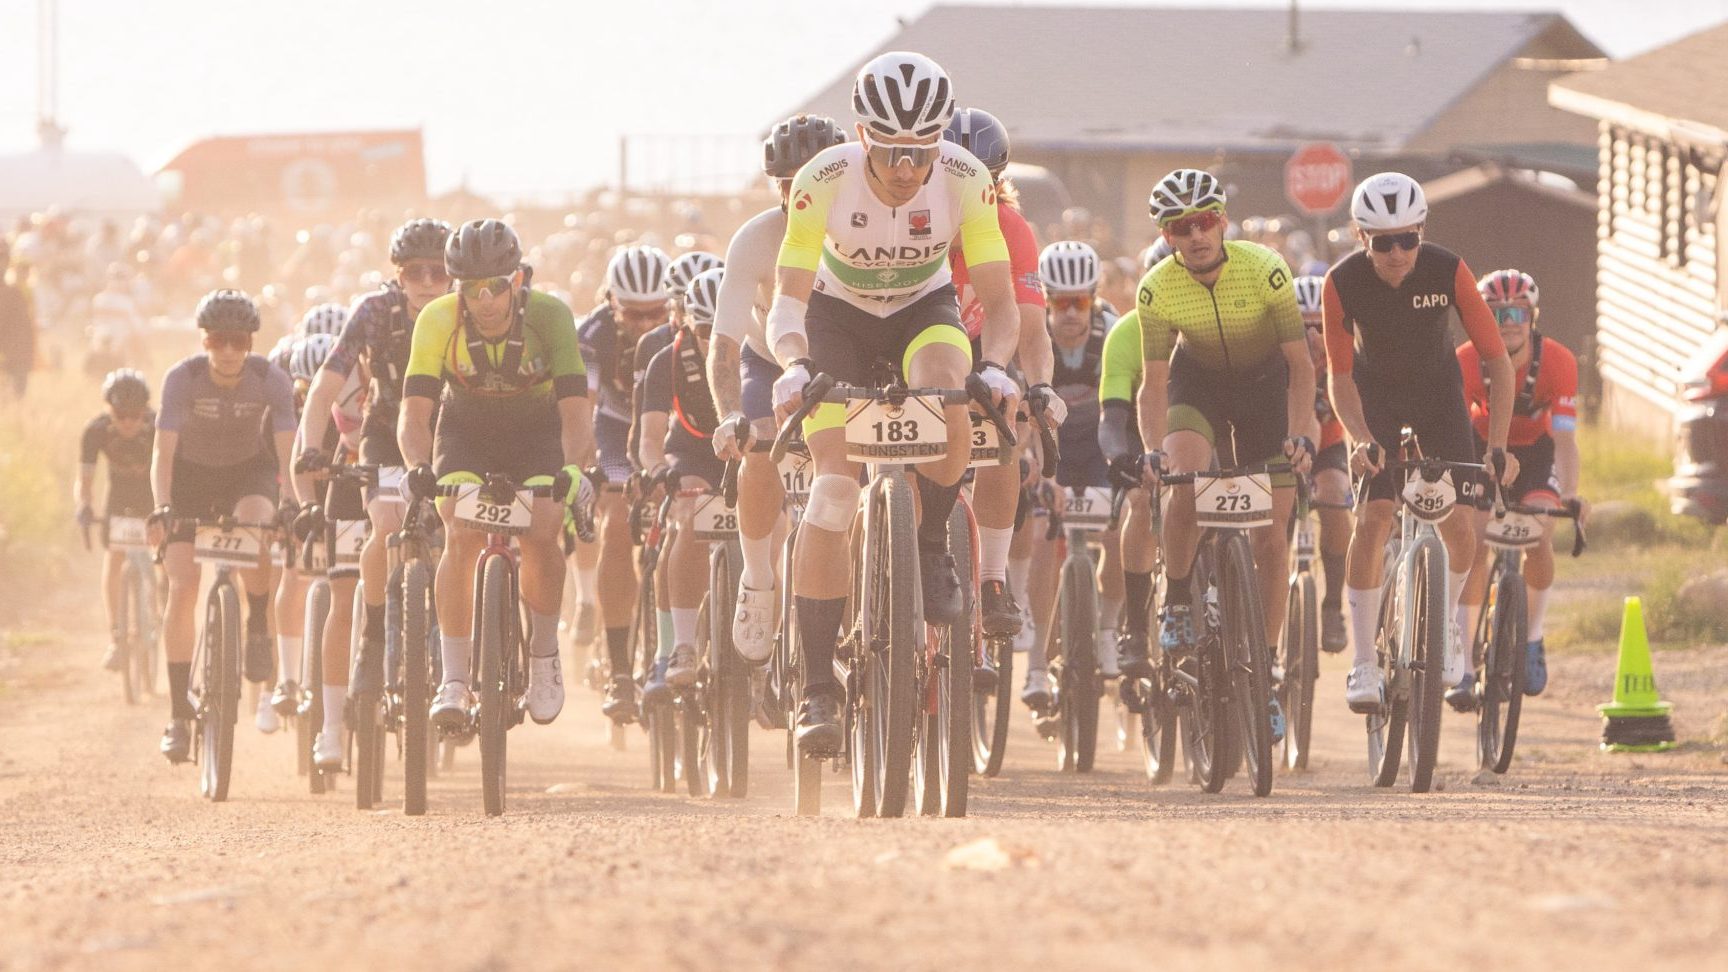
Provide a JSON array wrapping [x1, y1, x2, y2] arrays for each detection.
[[320, 575, 358, 738], [1157, 428, 1212, 609], [356, 496, 402, 686], [1254, 487, 1297, 648], [1316, 467, 1353, 623], [595, 490, 638, 679], [434, 502, 483, 688], [791, 427, 859, 702], [1120, 487, 1157, 633], [235, 493, 278, 686], [666, 483, 709, 684], [1097, 525, 1126, 644], [1460, 506, 1493, 638], [1345, 499, 1397, 668], [737, 439, 785, 592], [103, 546, 125, 641], [160, 541, 201, 720], [570, 537, 598, 628], [906, 334, 978, 626], [1437, 501, 1480, 683]]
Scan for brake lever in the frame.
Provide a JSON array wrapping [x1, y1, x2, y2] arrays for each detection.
[[963, 372, 1017, 451], [770, 373, 835, 463]]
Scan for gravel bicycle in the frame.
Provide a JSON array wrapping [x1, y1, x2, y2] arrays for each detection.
[[1279, 477, 1352, 771]]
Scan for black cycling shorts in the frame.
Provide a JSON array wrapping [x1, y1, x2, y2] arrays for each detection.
[[1356, 376, 1476, 503], [1166, 345, 1289, 474], [433, 401, 563, 485], [169, 452, 279, 542]]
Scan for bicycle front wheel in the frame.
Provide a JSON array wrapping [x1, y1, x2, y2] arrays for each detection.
[[1220, 534, 1274, 797], [199, 578, 242, 802], [402, 560, 432, 816], [1405, 535, 1448, 793], [857, 474, 917, 818], [1282, 570, 1319, 771], [302, 579, 332, 795], [1183, 548, 1233, 793], [1479, 563, 1528, 773], [704, 540, 750, 799], [476, 555, 511, 816], [1055, 553, 1100, 773]]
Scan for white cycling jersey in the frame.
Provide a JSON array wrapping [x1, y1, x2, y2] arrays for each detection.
[[714, 206, 782, 359]]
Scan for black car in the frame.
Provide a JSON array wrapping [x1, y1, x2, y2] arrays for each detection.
[[1670, 326, 1728, 523]]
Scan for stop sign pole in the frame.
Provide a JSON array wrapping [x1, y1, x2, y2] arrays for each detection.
[[1285, 142, 1353, 215]]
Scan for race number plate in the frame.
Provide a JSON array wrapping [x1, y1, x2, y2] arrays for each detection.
[[193, 524, 267, 566], [965, 411, 1009, 468], [108, 516, 148, 550], [844, 395, 947, 464], [778, 452, 812, 498], [451, 485, 534, 536], [691, 493, 738, 540], [373, 465, 406, 502], [1193, 473, 1275, 529], [1484, 510, 1543, 550], [1401, 472, 1457, 522], [1063, 486, 1114, 532], [331, 519, 368, 566]]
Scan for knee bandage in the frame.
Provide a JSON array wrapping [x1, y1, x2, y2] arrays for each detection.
[[803, 474, 861, 533]]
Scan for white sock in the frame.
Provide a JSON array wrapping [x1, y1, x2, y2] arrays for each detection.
[[978, 526, 1013, 583], [1448, 569, 1471, 618], [322, 683, 346, 735], [574, 566, 598, 605], [1455, 603, 1476, 648], [1098, 596, 1123, 633], [1346, 585, 1383, 667], [740, 530, 776, 592], [656, 610, 675, 661], [1025, 630, 1047, 672], [278, 635, 302, 685], [672, 607, 699, 648], [1007, 555, 1032, 602], [1526, 585, 1550, 642], [530, 609, 560, 658], [440, 635, 472, 686]]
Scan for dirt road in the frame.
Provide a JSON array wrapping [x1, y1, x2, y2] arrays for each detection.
[[3, 585, 1724, 972]]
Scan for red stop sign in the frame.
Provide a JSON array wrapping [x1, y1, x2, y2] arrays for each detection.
[[1285, 143, 1353, 215]]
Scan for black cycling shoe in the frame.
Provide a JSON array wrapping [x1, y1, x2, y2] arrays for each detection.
[[1117, 630, 1153, 678], [980, 580, 1023, 638], [160, 719, 192, 764], [795, 688, 844, 757], [270, 679, 300, 717], [601, 674, 639, 725], [350, 636, 384, 698], [919, 549, 965, 626], [244, 628, 273, 683]]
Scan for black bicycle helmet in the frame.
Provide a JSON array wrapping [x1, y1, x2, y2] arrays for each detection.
[[102, 368, 150, 409], [943, 107, 1010, 180], [763, 114, 847, 179], [195, 289, 262, 332], [390, 218, 453, 266], [444, 218, 522, 279]]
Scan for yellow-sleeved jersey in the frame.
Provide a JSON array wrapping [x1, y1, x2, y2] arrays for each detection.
[[1136, 241, 1302, 373], [777, 142, 1008, 317], [403, 289, 586, 405]]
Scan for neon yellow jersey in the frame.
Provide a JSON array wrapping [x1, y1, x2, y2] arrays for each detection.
[[1136, 240, 1302, 373], [402, 290, 587, 404], [1100, 308, 1158, 404], [777, 142, 1009, 317]]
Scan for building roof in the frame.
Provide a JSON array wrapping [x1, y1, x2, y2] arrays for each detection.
[[1550, 19, 1728, 143], [788, 5, 1602, 153]]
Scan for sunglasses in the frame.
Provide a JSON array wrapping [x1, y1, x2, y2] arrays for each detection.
[[862, 132, 940, 169], [1050, 295, 1093, 313], [458, 274, 515, 301], [1162, 210, 1224, 238], [112, 409, 148, 423], [1367, 231, 1421, 253], [618, 304, 667, 325], [1493, 305, 1534, 326], [204, 331, 251, 351], [401, 264, 451, 286]]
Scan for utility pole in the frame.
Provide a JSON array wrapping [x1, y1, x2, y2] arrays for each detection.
[[37, 0, 65, 148]]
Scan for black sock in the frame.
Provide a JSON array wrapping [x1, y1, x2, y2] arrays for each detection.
[[605, 627, 631, 677], [916, 475, 961, 551], [1321, 551, 1346, 610], [1124, 571, 1153, 633], [365, 602, 386, 643], [1165, 574, 1192, 607], [796, 596, 847, 695], [167, 662, 194, 720], [247, 592, 268, 633]]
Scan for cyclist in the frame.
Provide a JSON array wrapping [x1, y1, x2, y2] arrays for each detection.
[[576, 244, 672, 723], [1131, 171, 1316, 697], [294, 218, 453, 715], [943, 107, 1064, 645], [768, 51, 1021, 751], [627, 250, 725, 484], [147, 290, 297, 763], [709, 113, 848, 665], [1018, 240, 1118, 708], [1322, 172, 1520, 712], [1098, 246, 1166, 679], [638, 269, 726, 700], [1293, 274, 1351, 652], [1455, 269, 1583, 704], [398, 219, 595, 730], [77, 369, 156, 672]]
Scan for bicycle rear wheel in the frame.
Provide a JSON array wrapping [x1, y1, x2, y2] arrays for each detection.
[[476, 555, 511, 816], [1403, 535, 1447, 793], [1220, 534, 1273, 797], [917, 503, 974, 816], [1054, 552, 1100, 773], [970, 634, 1012, 776], [120, 560, 142, 705], [352, 583, 384, 810], [679, 697, 707, 797], [1479, 565, 1528, 773], [704, 540, 750, 799], [199, 578, 242, 802], [856, 474, 917, 818], [1135, 675, 1177, 784], [402, 560, 431, 816], [302, 579, 331, 795], [1283, 571, 1319, 771]]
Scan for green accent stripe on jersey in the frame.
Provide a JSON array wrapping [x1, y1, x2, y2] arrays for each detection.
[[821, 249, 947, 292]]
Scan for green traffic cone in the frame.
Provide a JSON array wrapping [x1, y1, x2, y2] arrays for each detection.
[[1597, 596, 1675, 752]]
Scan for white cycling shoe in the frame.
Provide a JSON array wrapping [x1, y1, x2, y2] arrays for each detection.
[[254, 691, 280, 734], [732, 585, 774, 664], [312, 730, 343, 770], [666, 643, 700, 688], [1345, 663, 1385, 713], [1443, 622, 1468, 688], [430, 680, 472, 730], [525, 654, 565, 725]]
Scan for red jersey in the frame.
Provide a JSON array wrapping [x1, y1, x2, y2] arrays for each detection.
[[951, 201, 1044, 341], [1457, 334, 1578, 446]]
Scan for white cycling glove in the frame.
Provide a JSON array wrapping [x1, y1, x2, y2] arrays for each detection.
[[1027, 383, 1069, 428], [977, 363, 1019, 405], [772, 362, 813, 413]]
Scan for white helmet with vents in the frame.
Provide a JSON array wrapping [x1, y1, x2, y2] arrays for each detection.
[[1351, 172, 1428, 231], [852, 51, 955, 140]]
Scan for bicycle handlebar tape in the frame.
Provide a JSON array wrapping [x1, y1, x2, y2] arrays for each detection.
[[1596, 596, 1676, 752]]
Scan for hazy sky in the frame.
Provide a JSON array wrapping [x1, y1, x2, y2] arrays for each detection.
[[2, 0, 1725, 201]]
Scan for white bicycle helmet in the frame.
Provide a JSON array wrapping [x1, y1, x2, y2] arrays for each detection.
[[289, 333, 335, 383], [685, 268, 724, 328], [606, 245, 673, 303], [297, 301, 348, 339], [852, 51, 955, 140], [1351, 172, 1428, 230], [1038, 241, 1100, 293], [666, 251, 724, 302], [1292, 275, 1325, 317], [1478, 269, 1539, 308], [1140, 238, 1175, 271], [1148, 169, 1227, 224]]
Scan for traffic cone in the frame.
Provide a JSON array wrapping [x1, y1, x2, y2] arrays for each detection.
[[1596, 597, 1676, 752]]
